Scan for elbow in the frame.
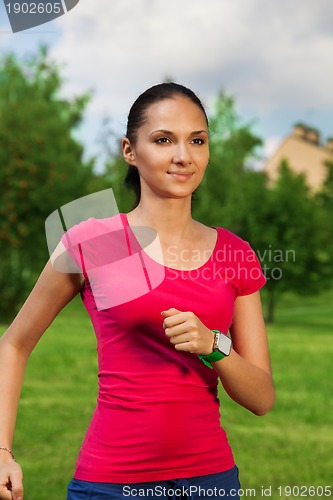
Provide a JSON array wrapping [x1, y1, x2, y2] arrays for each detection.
[[252, 406, 273, 417], [251, 387, 276, 417]]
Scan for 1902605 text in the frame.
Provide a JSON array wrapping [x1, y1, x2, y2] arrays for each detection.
[[5, 2, 62, 14]]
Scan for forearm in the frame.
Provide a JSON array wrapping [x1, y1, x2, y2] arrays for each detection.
[[0, 264, 82, 452], [0, 339, 29, 449], [212, 348, 275, 416]]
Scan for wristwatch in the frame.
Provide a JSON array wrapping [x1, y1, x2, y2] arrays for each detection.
[[198, 330, 232, 369]]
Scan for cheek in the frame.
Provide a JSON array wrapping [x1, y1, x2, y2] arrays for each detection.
[[196, 149, 209, 169], [194, 143, 209, 160], [136, 145, 167, 165]]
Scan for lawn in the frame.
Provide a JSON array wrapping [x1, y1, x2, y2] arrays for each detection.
[[1, 289, 332, 500]]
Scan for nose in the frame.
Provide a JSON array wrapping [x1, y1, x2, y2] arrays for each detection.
[[172, 142, 192, 166]]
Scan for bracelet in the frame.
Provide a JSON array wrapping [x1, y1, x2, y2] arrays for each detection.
[[0, 447, 15, 461]]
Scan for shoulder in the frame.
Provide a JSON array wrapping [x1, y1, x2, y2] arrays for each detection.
[[61, 213, 124, 248], [57, 214, 125, 276], [214, 226, 254, 253], [213, 227, 266, 296]]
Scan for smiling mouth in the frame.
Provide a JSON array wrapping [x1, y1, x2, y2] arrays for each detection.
[[167, 171, 194, 176]]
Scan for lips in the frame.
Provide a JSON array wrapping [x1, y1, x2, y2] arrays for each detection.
[[167, 171, 194, 181], [167, 171, 194, 176]]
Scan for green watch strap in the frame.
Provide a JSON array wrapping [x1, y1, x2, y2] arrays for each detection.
[[198, 351, 225, 369]]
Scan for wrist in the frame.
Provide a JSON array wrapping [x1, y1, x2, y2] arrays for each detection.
[[0, 447, 15, 461], [199, 330, 232, 369]]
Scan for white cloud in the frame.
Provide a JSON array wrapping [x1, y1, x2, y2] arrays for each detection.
[[49, 0, 333, 122], [46, 0, 333, 161], [263, 137, 283, 160]]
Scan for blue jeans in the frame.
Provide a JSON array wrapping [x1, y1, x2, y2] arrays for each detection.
[[67, 466, 240, 499]]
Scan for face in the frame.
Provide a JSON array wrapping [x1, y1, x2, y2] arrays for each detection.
[[122, 95, 209, 201]]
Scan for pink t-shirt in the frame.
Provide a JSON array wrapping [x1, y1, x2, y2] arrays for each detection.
[[61, 213, 266, 483]]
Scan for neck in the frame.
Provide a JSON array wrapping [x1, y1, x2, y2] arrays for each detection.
[[127, 196, 194, 240]]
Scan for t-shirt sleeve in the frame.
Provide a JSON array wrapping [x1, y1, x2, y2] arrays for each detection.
[[57, 214, 126, 276], [58, 217, 97, 274], [218, 228, 267, 297], [236, 240, 266, 296]]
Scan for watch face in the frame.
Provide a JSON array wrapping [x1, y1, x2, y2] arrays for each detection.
[[217, 334, 232, 356]]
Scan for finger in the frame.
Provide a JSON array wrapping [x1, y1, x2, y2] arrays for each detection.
[[164, 323, 189, 338], [168, 333, 190, 345], [161, 308, 181, 317], [162, 312, 192, 330], [163, 315, 189, 330], [174, 341, 194, 353]]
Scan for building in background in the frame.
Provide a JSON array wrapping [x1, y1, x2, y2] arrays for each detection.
[[264, 124, 333, 190]]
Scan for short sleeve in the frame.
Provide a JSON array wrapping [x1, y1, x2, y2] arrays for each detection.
[[211, 228, 267, 300], [59, 217, 97, 274], [237, 240, 266, 296]]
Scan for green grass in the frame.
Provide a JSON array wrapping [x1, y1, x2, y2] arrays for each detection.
[[223, 291, 333, 499], [1, 291, 333, 500]]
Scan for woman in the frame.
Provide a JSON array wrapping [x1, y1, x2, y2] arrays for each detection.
[[0, 83, 275, 500]]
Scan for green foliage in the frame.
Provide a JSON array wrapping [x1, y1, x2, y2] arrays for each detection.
[[213, 156, 332, 323], [314, 159, 333, 278], [96, 116, 135, 212], [190, 92, 333, 323], [263, 161, 328, 290], [192, 91, 262, 225], [0, 47, 96, 319], [315, 160, 333, 210], [104, 146, 136, 213], [256, 161, 331, 322]]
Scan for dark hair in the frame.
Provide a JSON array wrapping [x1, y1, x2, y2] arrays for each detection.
[[124, 82, 208, 207]]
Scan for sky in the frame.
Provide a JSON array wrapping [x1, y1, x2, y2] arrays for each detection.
[[1, 0, 332, 169]]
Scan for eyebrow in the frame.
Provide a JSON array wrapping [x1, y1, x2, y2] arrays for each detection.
[[149, 129, 209, 136]]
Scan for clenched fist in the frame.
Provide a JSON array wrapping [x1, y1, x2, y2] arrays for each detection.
[[0, 457, 23, 500], [161, 308, 214, 356]]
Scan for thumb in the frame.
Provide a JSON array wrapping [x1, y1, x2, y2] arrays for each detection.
[[161, 308, 181, 317], [10, 469, 23, 500]]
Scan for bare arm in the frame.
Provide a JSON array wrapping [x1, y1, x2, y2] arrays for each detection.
[[212, 291, 275, 415], [0, 261, 83, 499], [162, 291, 275, 417]]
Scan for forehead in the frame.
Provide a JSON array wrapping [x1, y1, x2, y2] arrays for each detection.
[[143, 96, 207, 130]]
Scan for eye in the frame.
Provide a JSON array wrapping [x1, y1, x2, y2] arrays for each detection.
[[191, 138, 206, 145], [155, 137, 171, 144]]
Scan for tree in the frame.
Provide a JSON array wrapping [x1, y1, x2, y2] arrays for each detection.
[[232, 160, 331, 322], [192, 92, 331, 322], [97, 116, 135, 213], [0, 47, 96, 320], [192, 91, 262, 226], [315, 160, 333, 248]]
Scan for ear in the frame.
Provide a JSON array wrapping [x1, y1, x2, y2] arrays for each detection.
[[122, 138, 137, 166]]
